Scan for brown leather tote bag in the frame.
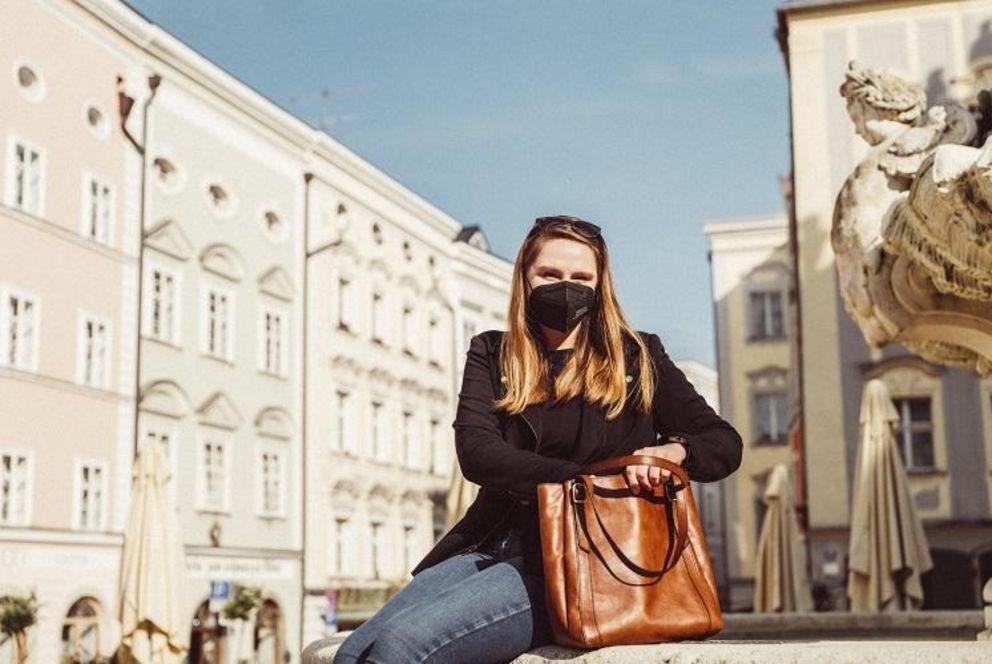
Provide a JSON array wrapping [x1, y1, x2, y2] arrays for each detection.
[[537, 454, 723, 648]]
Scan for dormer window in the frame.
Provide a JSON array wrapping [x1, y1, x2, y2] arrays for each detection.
[[84, 103, 109, 139], [151, 156, 183, 193], [263, 210, 286, 242], [208, 184, 227, 206], [205, 181, 236, 218], [15, 62, 44, 102]]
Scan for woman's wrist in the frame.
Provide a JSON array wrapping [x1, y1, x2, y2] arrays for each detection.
[[665, 433, 691, 466]]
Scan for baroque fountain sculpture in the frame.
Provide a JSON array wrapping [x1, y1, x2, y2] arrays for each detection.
[[834, 60, 992, 375]]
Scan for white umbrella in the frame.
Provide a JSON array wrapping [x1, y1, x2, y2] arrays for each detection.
[[117, 438, 190, 663], [847, 378, 933, 612], [754, 462, 814, 613]]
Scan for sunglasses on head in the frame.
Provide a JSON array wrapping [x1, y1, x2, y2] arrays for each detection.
[[528, 215, 602, 240]]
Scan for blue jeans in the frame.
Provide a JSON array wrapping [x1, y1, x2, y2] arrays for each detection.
[[331, 550, 553, 664]]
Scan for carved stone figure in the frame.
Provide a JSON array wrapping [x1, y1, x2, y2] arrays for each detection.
[[833, 60, 992, 375]]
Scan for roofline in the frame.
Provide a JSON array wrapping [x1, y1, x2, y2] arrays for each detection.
[[701, 213, 789, 236], [79, 0, 467, 240]]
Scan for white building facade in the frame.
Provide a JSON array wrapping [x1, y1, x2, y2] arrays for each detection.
[[301, 168, 512, 640]]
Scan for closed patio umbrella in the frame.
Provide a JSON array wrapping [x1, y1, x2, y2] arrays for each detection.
[[847, 378, 933, 612], [754, 462, 813, 612], [117, 439, 190, 663]]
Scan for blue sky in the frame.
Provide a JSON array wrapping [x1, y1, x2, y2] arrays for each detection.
[[128, 0, 789, 367]]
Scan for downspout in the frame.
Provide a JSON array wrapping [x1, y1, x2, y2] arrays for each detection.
[[301, 170, 313, 652], [118, 72, 162, 458], [775, 8, 813, 584]]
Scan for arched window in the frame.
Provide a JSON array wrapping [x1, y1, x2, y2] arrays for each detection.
[[61, 597, 101, 663]]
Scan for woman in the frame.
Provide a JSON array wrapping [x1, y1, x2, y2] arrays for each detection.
[[333, 215, 743, 664]]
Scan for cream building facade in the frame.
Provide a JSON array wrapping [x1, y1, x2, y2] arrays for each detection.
[[777, 0, 992, 609], [0, 1, 516, 661], [704, 213, 795, 610], [0, 0, 142, 660]]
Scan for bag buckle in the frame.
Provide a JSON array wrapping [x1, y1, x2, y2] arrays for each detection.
[[570, 481, 587, 504]]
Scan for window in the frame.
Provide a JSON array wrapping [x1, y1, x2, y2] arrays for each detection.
[[78, 313, 110, 389], [429, 417, 442, 474], [370, 521, 385, 579], [371, 400, 390, 461], [6, 135, 45, 215], [893, 397, 935, 470], [198, 439, 228, 512], [141, 423, 176, 497], [337, 276, 355, 332], [61, 597, 101, 664], [754, 391, 788, 445], [402, 303, 416, 356], [201, 286, 234, 361], [84, 102, 109, 139], [14, 62, 44, 102], [205, 182, 235, 217], [427, 315, 442, 366], [331, 516, 349, 576], [256, 447, 285, 517], [81, 173, 112, 244], [0, 451, 31, 526], [403, 524, 416, 574], [259, 307, 287, 376], [74, 460, 105, 531], [145, 264, 180, 344], [151, 155, 183, 193], [335, 389, 357, 454], [749, 290, 785, 340], [262, 210, 285, 242], [1, 287, 38, 371], [371, 290, 387, 345], [402, 410, 418, 468]]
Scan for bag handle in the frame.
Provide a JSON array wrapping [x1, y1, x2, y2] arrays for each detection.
[[581, 454, 690, 489], [573, 454, 691, 577]]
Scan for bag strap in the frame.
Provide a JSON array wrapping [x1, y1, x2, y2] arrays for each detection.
[[574, 454, 690, 577]]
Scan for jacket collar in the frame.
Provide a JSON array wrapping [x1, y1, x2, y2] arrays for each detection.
[[489, 330, 642, 463]]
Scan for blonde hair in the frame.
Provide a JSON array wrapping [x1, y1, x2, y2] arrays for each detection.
[[493, 219, 655, 420]]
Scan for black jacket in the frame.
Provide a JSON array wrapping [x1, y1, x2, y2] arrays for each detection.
[[410, 328, 743, 576]]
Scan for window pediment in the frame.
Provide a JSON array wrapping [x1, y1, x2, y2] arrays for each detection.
[[196, 391, 242, 430], [258, 266, 295, 302], [139, 380, 191, 418], [255, 406, 294, 440], [200, 244, 244, 282], [145, 219, 193, 261]]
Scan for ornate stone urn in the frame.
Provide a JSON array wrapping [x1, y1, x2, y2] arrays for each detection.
[[833, 60, 992, 376]]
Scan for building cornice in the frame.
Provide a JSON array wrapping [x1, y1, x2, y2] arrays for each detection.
[[76, 0, 470, 243]]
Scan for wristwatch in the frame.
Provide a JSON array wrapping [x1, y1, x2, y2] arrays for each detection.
[[666, 433, 692, 466]]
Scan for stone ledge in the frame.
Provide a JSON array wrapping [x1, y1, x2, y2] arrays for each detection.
[[304, 612, 987, 663], [304, 635, 989, 664]]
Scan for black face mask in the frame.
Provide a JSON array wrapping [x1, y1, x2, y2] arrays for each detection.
[[526, 280, 598, 332]]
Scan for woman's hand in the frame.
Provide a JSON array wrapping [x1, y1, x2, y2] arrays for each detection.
[[624, 443, 687, 495]]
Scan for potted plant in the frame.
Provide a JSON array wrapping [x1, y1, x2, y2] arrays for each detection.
[[0, 592, 39, 664]]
